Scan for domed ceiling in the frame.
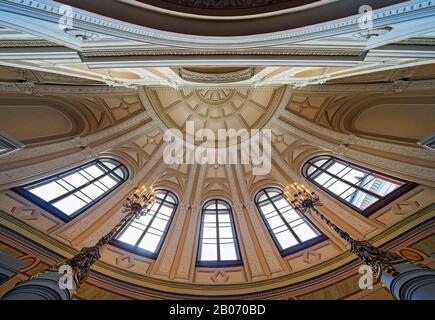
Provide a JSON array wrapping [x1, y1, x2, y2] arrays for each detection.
[[1, 63, 435, 298], [0, 0, 435, 298], [146, 86, 284, 143]]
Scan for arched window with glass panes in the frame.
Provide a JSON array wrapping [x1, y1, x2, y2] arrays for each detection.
[[14, 158, 128, 221], [302, 156, 417, 216], [197, 200, 242, 267], [255, 188, 326, 255], [112, 190, 178, 258]]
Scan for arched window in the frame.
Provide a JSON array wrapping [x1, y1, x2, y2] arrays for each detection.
[[197, 200, 242, 267], [255, 188, 325, 255], [112, 190, 177, 258], [302, 156, 417, 216], [14, 158, 128, 221]]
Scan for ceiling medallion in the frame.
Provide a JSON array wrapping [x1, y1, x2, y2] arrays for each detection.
[[195, 89, 235, 105]]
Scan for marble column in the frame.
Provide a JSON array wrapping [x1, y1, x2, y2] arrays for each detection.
[[2, 272, 73, 300], [0, 252, 23, 284], [382, 262, 435, 300]]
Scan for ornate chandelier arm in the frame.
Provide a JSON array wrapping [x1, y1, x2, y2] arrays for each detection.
[[57, 189, 156, 289], [284, 184, 406, 281]]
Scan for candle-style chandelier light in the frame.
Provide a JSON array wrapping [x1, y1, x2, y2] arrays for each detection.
[[2, 187, 156, 300], [284, 183, 406, 281], [57, 187, 156, 290]]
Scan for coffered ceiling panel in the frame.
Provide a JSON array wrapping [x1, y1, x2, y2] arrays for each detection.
[[146, 87, 285, 143]]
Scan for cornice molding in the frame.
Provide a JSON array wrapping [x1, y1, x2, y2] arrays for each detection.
[[278, 108, 435, 162], [0, 81, 139, 95], [1, 0, 434, 48], [292, 79, 435, 94], [0, 39, 59, 47], [81, 48, 365, 57]]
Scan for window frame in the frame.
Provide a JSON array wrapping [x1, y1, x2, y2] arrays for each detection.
[[110, 189, 178, 259], [0, 131, 23, 157], [13, 158, 129, 222], [196, 199, 243, 268], [302, 155, 418, 217], [255, 187, 327, 257]]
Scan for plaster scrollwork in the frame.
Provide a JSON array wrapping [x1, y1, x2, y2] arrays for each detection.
[[333, 144, 350, 156], [70, 137, 88, 149], [14, 68, 31, 80], [393, 80, 411, 93], [352, 26, 393, 41], [343, 134, 360, 146], [79, 146, 97, 159], [63, 28, 99, 42], [21, 81, 43, 96]]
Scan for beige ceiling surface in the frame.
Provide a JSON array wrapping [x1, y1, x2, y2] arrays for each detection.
[[146, 87, 285, 141]]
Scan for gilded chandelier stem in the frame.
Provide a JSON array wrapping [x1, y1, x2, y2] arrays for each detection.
[[285, 184, 406, 281], [56, 188, 156, 290]]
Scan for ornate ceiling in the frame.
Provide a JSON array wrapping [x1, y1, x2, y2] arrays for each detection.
[[146, 87, 284, 141], [0, 0, 434, 300], [55, 0, 408, 35], [0, 61, 434, 299]]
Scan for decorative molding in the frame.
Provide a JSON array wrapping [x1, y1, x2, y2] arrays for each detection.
[[0, 114, 155, 187], [0, 39, 59, 47], [278, 105, 435, 162], [224, 164, 264, 278], [178, 68, 255, 84], [195, 88, 235, 105], [396, 37, 435, 46], [352, 27, 393, 41], [82, 48, 364, 58], [174, 164, 207, 280], [1, 0, 433, 49], [210, 271, 230, 284], [0, 111, 150, 164], [152, 165, 197, 277], [291, 80, 435, 94], [0, 82, 139, 95]]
